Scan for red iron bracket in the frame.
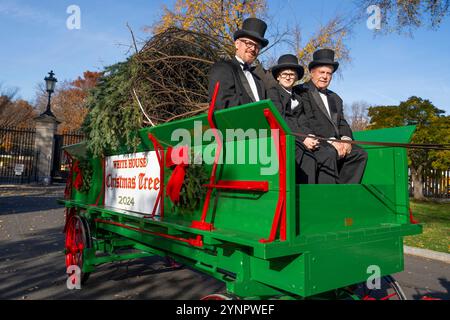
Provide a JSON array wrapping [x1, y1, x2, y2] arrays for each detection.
[[148, 133, 165, 219], [260, 109, 287, 243], [191, 82, 221, 232], [409, 208, 419, 224]]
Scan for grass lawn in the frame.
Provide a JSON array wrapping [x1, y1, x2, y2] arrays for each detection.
[[404, 200, 450, 253]]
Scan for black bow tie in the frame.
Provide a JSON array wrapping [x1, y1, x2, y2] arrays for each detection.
[[318, 88, 328, 95], [241, 63, 255, 72]]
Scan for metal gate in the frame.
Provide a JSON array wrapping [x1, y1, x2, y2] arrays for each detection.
[[52, 131, 84, 183], [0, 127, 37, 184]]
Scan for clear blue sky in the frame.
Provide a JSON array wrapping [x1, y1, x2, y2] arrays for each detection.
[[1, 0, 449, 114]]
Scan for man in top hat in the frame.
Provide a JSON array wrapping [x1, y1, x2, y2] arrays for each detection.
[[208, 17, 269, 109], [267, 54, 319, 183], [294, 48, 368, 184]]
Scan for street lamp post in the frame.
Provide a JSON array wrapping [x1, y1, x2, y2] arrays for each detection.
[[43, 70, 57, 117]]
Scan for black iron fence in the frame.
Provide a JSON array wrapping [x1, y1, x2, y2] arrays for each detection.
[[409, 169, 450, 199], [52, 130, 85, 182], [0, 127, 86, 184], [422, 169, 449, 199], [0, 127, 37, 184]]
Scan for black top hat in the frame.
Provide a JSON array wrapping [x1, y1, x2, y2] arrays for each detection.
[[308, 48, 339, 72], [234, 18, 269, 48], [271, 54, 305, 79]]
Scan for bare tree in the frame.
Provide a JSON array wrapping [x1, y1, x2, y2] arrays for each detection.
[[133, 28, 225, 124], [345, 100, 371, 131]]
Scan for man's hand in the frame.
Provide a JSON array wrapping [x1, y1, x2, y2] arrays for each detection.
[[342, 142, 352, 155], [331, 141, 347, 159], [303, 135, 319, 151], [340, 136, 353, 155]]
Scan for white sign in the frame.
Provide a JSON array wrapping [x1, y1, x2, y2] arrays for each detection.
[[14, 164, 24, 176], [105, 152, 161, 215]]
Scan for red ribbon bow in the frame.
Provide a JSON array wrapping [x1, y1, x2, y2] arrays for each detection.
[[73, 161, 83, 191], [165, 146, 189, 204]]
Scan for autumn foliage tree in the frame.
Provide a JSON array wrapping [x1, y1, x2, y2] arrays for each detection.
[[0, 87, 35, 128], [152, 0, 268, 55], [151, 0, 351, 75], [0, 88, 36, 154], [294, 17, 351, 82], [35, 71, 101, 133]]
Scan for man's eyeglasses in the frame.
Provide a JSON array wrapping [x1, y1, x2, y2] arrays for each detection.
[[279, 73, 297, 79], [239, 39, 261, 50]]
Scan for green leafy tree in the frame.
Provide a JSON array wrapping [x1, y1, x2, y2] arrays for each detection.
[[368, 96, 449, 200]]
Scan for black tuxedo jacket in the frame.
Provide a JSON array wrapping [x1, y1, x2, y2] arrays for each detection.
[[267, 83, 302, 119], [208, 57, 266, 110], [294, 81, 353, 142]]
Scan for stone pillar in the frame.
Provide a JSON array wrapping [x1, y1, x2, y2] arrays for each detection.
[[34, 114, 59, 185]]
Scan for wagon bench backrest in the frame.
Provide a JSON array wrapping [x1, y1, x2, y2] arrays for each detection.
[[297, 125, 415, 237]]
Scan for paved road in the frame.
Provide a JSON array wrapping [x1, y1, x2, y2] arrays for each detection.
[[0, 185, 448, 300]]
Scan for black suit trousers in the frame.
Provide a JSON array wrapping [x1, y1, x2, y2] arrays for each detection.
[[295, 141, 317, 184], [296, 143, 368, 184]]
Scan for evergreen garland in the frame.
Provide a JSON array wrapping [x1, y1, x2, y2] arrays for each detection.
[[77, 159, 93, 194], [174, 162, 209, 212], [82, 60, 142, 157]]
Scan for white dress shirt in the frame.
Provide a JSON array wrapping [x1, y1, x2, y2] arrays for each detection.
[[235, 56, 260, 102], [282, 87, 299, 110], [318, 91, 331, 118], [318, 90, 352, 141]]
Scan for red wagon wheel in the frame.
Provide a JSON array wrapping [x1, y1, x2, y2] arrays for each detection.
[[65, 215, 92, 285], [343, 275, 407, 300]]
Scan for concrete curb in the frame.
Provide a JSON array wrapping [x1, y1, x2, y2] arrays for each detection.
[[404, 246, 450, 264]]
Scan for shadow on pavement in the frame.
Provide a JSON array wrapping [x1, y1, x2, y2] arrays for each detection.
[[0, 194, 64, 215], [0, 225, 224, 300]]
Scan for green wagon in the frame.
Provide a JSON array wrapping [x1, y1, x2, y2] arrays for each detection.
[[60, 99, 422, 300]]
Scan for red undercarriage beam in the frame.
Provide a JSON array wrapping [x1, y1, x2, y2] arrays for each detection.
[[95, 219, 203, 247], [203, 180, 269, 192]]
